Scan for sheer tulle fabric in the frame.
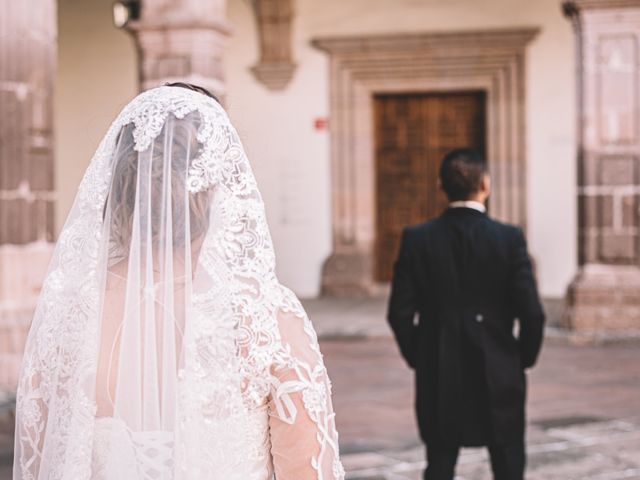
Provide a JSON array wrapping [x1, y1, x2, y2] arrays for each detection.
[[14, 87, 344, 480]]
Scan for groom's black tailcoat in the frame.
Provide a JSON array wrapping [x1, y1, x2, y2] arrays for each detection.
[[387, 207, 545, 448]]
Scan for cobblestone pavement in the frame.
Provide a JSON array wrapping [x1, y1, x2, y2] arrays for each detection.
[[322, 337, 640, 480], [0, 298, 638, 480]]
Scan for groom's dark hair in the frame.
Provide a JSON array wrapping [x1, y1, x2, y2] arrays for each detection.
[[439, 148, 487, 201]]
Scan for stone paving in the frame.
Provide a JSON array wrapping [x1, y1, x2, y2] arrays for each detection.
[[322, 337, 640, 480], [0, 298, 638, 479], [311, 294, 640, 480]]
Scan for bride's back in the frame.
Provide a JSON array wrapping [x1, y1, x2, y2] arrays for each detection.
[[14, 85, 344, 480], [94, 113, 205, 422]]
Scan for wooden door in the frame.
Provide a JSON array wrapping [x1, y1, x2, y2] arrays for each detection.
[[374, 91, 486, 282]]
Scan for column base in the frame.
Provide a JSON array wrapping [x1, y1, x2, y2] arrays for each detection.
[[564, 264, 640, 336]]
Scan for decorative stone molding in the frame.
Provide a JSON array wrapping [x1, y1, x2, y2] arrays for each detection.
[[126, 0, 232, 96], [563, 2, 640, 335], [312, 28, 538, 295], [0, 0, 56, 388], [250, 0, 296, 90]]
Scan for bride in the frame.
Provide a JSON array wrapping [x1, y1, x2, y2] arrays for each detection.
[[13, 83, 345, 480]]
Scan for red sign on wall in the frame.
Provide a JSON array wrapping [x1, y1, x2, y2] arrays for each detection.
[[314, 117, 329, 130]]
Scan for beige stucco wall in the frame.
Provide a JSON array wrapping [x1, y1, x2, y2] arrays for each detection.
[[225, 0, 577, 298], [54, 0, 576, 299], [55, 0, 137, 230]]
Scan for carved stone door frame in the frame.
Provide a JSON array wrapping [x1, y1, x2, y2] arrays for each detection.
[[312, 29, 539, 295]]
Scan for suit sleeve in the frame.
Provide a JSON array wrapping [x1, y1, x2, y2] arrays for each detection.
[[509, 228, 545, 369], [387, 228, 419, 369]]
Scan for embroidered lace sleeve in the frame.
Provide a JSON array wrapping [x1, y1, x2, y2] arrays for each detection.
[[14, 365, 47, 479], [267, 305, 345, 480]]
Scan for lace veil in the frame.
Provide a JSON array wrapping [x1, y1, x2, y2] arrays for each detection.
[[14, 86, 344, 479]]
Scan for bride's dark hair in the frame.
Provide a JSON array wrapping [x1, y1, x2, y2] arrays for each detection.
[[165, 81, 220, 103], [107, 114, 211, 259], [105, 83, 219, 258]]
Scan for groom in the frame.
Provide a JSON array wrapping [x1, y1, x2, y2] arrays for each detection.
[[387, 148, 545, 480]]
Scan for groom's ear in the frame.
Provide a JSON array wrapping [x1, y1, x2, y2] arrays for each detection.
[[482, 174, 491, 196]]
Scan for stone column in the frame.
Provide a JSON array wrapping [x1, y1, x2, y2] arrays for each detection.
[[126, 0, 232, 96], [0, 0, 57, 388], [564, 0, 640, 335]]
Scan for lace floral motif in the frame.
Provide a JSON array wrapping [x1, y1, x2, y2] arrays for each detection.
[[114, 87, 239, 195], [14, 86, 344, 480]]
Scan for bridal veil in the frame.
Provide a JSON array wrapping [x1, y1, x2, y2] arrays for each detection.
[[14, 86, 344, 480]]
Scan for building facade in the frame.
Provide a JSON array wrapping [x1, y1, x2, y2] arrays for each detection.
[[1, 0, 639, 387]]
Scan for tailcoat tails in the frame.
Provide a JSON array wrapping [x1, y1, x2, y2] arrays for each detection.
[[388, 208, 545, 447]]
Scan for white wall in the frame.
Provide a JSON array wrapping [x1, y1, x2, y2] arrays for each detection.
[[225, 0, 577, 298], [224, 0, 332, 298], [55, 0, 137, 229]]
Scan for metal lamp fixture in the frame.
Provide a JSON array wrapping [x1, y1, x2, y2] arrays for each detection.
[[113, 0, 140, 28]]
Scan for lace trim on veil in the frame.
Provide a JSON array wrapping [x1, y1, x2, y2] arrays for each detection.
[[14, 86, 344, 480]]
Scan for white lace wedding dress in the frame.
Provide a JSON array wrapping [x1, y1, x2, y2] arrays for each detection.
[[14, 85, 345, 480]]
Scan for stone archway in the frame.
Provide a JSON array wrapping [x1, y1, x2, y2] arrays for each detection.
[[312, 28, 539, 295]]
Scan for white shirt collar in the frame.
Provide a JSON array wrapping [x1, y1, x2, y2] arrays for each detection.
[[449, 200, 487, 213]]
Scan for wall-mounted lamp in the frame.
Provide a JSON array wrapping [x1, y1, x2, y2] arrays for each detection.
[[113, 0, 140, 29]]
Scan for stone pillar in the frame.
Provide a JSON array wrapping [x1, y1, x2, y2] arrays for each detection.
[[126, 0, 232, 96], [564, 0, 640, 335], [0, 0, 57, 388]]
